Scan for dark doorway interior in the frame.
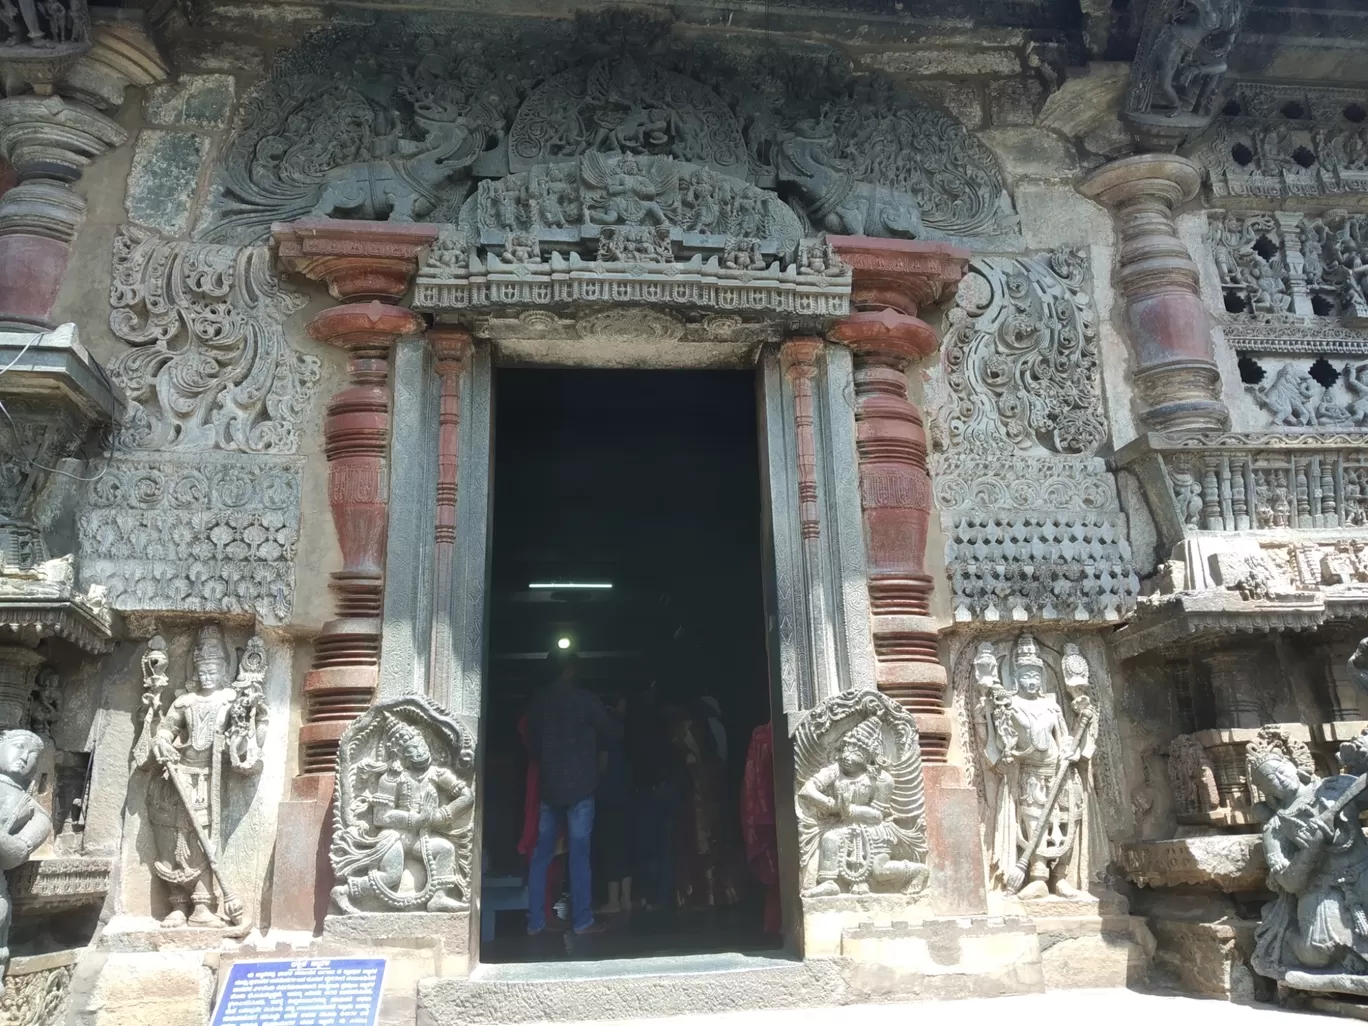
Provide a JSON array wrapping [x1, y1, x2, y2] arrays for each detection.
[[480, 368, 780, 963]]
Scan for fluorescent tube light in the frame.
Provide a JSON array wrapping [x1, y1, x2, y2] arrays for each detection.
[[528, 582, 613, 590]]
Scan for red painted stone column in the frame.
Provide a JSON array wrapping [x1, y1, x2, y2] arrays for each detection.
[[429, 327, 471, 696], [269, 219, 435, 930], [1078, 154, 1229, 432], [826, 237, 967, 759], [827, 237, 987, 914]]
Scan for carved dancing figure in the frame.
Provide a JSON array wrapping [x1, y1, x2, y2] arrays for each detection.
[[1248, 721, 1368, 997], [331, 695, 475, 914], [0, 731, 50, 995], [976, 634, 1095, 899], [794, 690, 929, 898], [1142, 0, 1242, 115], [136, 626, 266, 928]]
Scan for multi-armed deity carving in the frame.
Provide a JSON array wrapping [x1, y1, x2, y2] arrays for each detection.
[[793, 689, 929, 899], [131, 627, 267, 929], [972, 635, 1100, 899], [198, 24, 1015, 246], [0, 730, 50, 993], [1246, 717, 1368, 997], [330, 695, 475, 915]]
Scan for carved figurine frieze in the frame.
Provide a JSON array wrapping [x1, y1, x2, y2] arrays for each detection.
[[198, 25, 1015, 245], [1248, 720, 1368, 997], [0, 731, 49, 994], [330, 694, 475, 914], [1193, 84, 1368, 201], [972, 635, 1100, 899], [131, 626, 267, 929], [793, 689, 928, 899]]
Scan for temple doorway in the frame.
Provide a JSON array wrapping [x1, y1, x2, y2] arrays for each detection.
[[479, 368, 782, 963]]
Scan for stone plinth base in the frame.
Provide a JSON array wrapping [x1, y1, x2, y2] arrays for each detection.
[[1147, 916, 1260, 999], [1033, 915, 1154, 990], [801, 892, 931, 957], [839, 916, 1044, 1000], [97, 915, 248, 952], [68, 949, 214, 1026], [323, 911, 470, 976]]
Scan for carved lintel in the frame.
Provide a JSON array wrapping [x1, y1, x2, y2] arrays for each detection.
[[275, 220, 440, 304]]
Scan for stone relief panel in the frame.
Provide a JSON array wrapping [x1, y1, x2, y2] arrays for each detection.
[[1124, 0, 1248, 150], [0, 959, 71, 1026], [1247, 720, 1368, 998], [950, 632, 1126, 898], [130, 626, 267, 930], [107, 224, 319, 456], [77, 453, 303, 624], [793, 689, 929, 899], [330, 694, 475, 914], [1189, 83, 1368, 202], [196, 18, 1016, 246], [929, 251, 1138, 624]]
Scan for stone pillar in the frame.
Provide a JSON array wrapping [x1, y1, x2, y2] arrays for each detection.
[[1079, 154, 1229, 433], [428, 329, 471, 710], [825, 237, 987, 915], [826, 237, 967, 759], [0, 95, 124, 328], [270, 220, 435, 931]]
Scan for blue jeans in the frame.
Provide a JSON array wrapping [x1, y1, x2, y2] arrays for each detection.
[[527, 796, 595, 933]]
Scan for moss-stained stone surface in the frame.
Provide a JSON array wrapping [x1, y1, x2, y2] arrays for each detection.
[[125, 130, 210, 236], [143, 74, 236, 129]]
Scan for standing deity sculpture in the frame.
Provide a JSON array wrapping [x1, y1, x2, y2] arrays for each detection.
[[1248, 720, 1368, 997], [330, 695, 476, 914], [974, 635, 1098, 899], [131, 626, 267, 929], [0, 730, 50, 994], [793, 689, 929, 898]]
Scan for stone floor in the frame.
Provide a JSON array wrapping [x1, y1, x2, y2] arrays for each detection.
[[565, 990, 1338, 1025]]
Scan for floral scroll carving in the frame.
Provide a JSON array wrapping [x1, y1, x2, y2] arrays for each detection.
[[107, 225, 319, 455], [939, 250, 1104, 457]]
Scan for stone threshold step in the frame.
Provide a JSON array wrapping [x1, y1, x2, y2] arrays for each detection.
[[418, 953, 848, 1025]]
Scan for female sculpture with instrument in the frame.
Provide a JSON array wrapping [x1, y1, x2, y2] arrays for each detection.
[[1249, 723, 1368, 997]]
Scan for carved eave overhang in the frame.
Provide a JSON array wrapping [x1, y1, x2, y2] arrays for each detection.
[[9, 855, 113, 915], [1121, 834, 1265, 892], [0, 324, 121, 425], [0, 559, 114, 654], [1112, 588, 1351, 661]]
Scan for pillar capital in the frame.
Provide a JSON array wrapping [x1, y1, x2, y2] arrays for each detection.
[[825, 237, 968, 364], [274, 219, 440, 303], [0, 94, 124, 183], [306, 300, 427, 357]]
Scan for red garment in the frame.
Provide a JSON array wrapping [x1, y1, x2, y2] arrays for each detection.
[[518, 713, 566, 921], [741, 722, 780, 934]]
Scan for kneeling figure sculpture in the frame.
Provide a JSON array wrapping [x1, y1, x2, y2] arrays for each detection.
[[331, 695, 475, 914], [795, 689, 929, 898]]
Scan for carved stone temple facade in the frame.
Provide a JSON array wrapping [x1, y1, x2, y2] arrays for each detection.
[[0, 0, 1367, 1021]]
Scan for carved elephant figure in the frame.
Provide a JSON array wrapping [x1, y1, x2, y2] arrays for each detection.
[[311, 117, 474, 222]]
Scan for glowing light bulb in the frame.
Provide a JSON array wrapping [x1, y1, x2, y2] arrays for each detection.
[[557, 637, 572, 650]]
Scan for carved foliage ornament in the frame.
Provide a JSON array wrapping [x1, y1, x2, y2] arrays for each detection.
[[938, 250, 1104, 458], [331, 694, 475, 914], [792, 689, 928, 898], [108, 225, 319, 455], [197, 24, 1015, 245]]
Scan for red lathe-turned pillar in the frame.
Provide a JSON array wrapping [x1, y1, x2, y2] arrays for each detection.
[[827, 237, 967, 760], [269, 220, 435, 930]]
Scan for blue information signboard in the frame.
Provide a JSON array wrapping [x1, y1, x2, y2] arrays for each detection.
[[211, 958, 386, 1026]]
